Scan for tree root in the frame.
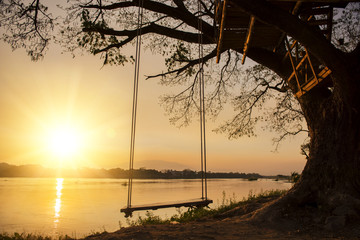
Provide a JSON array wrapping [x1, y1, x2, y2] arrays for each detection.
[[246, 188, 360, 237]]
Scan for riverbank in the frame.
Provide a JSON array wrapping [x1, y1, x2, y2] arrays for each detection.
[[83, 192, 358, 240], [84, 219, 342, 240]]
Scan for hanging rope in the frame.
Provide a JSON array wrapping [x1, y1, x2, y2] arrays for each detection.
[[127, 0, 144, 209], [197, 0, 208, 200], [123, 1, 210, 217]]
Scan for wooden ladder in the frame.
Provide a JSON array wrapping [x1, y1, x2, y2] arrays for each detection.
[[285, 5, 334, 97]]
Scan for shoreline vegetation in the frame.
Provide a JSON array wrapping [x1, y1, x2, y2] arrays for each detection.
[[0, 190, 288, 240], [0, 162, 291, 180], [124, 189, 287, 227]]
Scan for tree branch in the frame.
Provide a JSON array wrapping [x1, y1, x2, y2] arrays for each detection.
[[81, 0, 214, 37], [0, 0, 54, 60], [244, 47, 289, 79], [146, 47, 218, 79], [232, 0, 349, 80], [83, 22, 213, 47]]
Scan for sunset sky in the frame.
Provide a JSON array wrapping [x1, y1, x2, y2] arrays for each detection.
[[0, 39, 308, 175]]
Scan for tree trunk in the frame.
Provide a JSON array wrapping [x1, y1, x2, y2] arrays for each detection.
[[252, 56, 360, 232]]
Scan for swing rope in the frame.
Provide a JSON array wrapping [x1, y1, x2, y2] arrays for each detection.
[[123, 0, 210, 215], [127, 0, 144, 209], [198, 0, 208, 200]]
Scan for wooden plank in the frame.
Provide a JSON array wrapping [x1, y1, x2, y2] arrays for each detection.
[[285, 39, 303, 95], [317, 67, 331, 79], [295, 67, 332, 97], [295, 78, 320, 97], [215, 0, 222, 24], [286, 52, 310, 82], [216, 0, 228, 63], [121, 198, 213, 217], [326, 7, 333, 40], [242, 16, 256, 64], [304, 48, 319, 84], [282, 40, 298, 62]]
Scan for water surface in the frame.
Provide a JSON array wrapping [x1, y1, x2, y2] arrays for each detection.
[[0, 178, 291, 237]]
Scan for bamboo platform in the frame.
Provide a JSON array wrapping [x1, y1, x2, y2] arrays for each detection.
[[121, 198, 213, 217], [214, 0, 353, 97]]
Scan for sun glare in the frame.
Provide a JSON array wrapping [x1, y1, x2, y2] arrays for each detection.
[[48, 126, 82, 159]]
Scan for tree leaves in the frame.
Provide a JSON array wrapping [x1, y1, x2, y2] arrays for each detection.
[[165, 42, 194, 76], [0, 0, 54, 60]]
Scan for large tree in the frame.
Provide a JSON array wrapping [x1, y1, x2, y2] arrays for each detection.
[[1, 0, 360, 230]]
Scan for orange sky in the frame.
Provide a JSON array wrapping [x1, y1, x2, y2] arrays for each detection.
[[0, 41, 307, 175]]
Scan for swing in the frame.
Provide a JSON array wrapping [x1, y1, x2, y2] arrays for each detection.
[[120, 0, 212, 218]]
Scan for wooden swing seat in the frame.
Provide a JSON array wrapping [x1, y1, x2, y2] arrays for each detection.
[[121, 198, 213, 217]]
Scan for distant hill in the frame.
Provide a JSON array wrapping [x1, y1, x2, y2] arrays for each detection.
[[0, 162, 265, 180], [0, 162, 53, 177]]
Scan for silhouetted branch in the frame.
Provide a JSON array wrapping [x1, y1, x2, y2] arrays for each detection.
[[80, 0, 214, 35], [0, 0, 54, 60], [83, 22, 213, 55], [146, 48, 218, 79]]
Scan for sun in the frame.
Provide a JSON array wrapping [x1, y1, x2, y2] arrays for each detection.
[[48, 126, 82, 159]]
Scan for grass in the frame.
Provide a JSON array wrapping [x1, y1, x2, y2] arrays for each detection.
[[125, 189, 287, 226]]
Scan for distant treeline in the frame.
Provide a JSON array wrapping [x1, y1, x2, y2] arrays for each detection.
[[0, 162, 271, 179]]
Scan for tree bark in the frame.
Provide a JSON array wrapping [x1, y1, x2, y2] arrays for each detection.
[[251, 56, 360, 231]]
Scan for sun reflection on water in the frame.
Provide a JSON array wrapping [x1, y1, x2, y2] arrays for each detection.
[[54, 178, 63, 228]]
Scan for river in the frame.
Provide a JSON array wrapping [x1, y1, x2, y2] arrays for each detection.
[[0, 178, 292, 237]]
